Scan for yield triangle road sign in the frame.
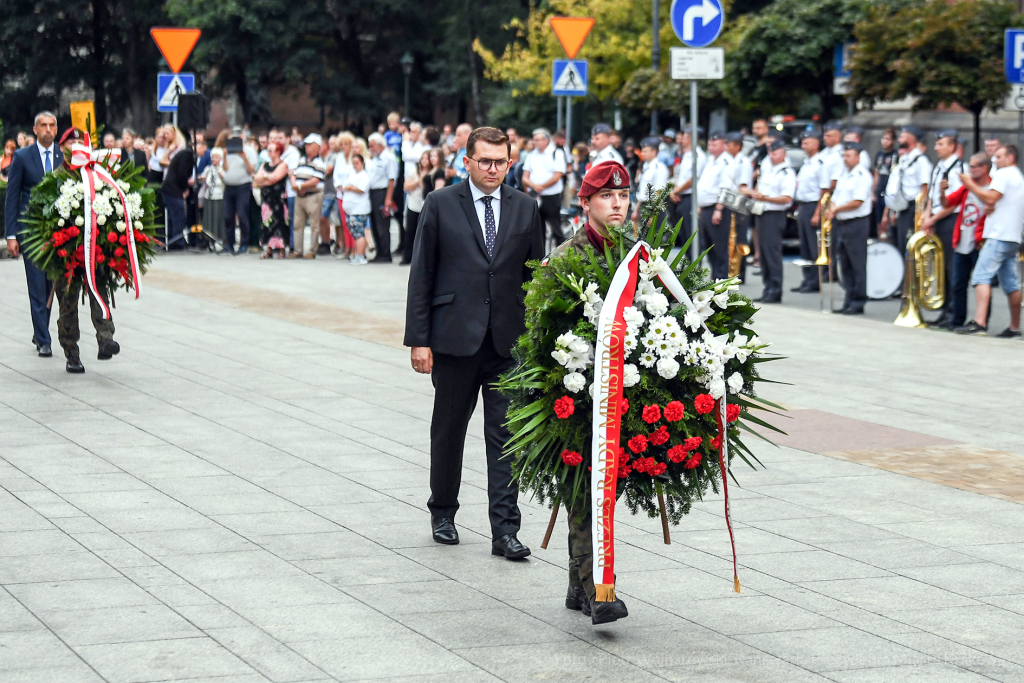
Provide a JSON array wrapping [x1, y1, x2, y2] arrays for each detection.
[[549, 17, 594, 59], [552, 60, 588, 96], [151, 27, 201, 73]]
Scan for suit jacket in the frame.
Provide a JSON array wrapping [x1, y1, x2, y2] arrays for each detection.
[[404, 180, 544, 357], [5, 145, 64, 240]]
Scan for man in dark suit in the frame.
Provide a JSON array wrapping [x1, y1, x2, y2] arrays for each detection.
[[5, 111, 62, 358], [405, 126, 544, 559]]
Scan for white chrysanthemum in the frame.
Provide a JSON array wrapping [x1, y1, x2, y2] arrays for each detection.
[[623, 334, 638, 353], [75, 216, 84, 226], [622, 306, 645, 327], [656, 357, 680, 379], [709, 376, 726, 399], [92, 194, 113, 217], [641, 333, 659, 349], [654, 337, 678, 357], [563, 371, 586, 393], [551, 349, 572, 366], [727, 373, 744, 393], [645, 292, 669, 316], [663, 325, 684, 344], [648, 317, 668, 337], [638, 350, 657, 368], [622, 363, 640, 387]]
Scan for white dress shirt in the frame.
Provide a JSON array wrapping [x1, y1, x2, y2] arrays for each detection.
[[832, 164, 874, 220], [368, 148, 399, 190], [637, 159, 670, 201], [523, 146, 567, 196], [929, 155, 964, 212], [730, 153, 753, 189], [37, 142, 56, 173], [757, 160, 796, 212], [592, 145, 624, 166], [796, 153, 825, 203], [885, 148, 932, 206], [672, 146, 706, 195], [696, 152, 734, 207], [469, 181, 501, 241]]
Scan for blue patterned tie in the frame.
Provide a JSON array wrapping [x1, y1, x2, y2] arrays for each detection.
[[44, 150, 52, 174], [482, 195, 496, 257]]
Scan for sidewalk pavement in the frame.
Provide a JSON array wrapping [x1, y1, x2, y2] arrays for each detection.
[[1, 252, 1023, 683]]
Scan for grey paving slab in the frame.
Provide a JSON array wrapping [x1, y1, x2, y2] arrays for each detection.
[[4, 253, 1024, 681]]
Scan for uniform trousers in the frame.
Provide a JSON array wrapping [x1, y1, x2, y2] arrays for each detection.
[[55, 279, 114, 359], [539, 194, 564, 247], [893, 207, 917, 259], [567, 502, 595, 602], [673, 194, 694, 247], [756, 210, 786, 298], [369, 188, 391, 261], [797, 201, 821, 288], [19, 238, 53, 346], [428, 331, 521, 539], [699, 205, 731, 281], [834, 216, 870, 311], [933, 214, 956, 322]]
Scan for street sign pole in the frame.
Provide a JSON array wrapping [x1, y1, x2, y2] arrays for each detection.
[[557, 97, 563, 134], [566, 97, 573, 155], [690, 79, 699, 262]]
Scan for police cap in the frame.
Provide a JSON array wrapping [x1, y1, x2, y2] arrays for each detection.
[[708, 131, 726, 141], [591, 123, 612, 136], [901, 124, 925, 141], [640, 136, 661, 150], [725, 132, 744, 144], [768, 138, 786, 152], [843, 141, 864, 153], [936, 128, 958, 142], [823, 121, 843, 132]]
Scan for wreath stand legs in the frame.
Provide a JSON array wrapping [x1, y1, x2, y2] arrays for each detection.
[[541, 502, 559, 549], [656, 487, 671, 545]]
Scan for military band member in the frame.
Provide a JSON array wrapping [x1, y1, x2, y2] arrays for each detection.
[[547, 160, 633, 625], [821, 121, 844, 193], [881, 124, 931, 257], [589, 123, 624, 167], [696, 132, 735, 280], [825, 142, 874, 315], [745, 139, 795, 303], [632, 137, 671, 226], [793, 131, 826, 292], [841, 127, 872, 173], [725, 132, 753, 277], [668, 126, 706, 245], [921, 129, 963, 329]]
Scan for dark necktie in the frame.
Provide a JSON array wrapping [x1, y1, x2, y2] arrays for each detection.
[[482, 195, 496, 257], [44, 150, 52, 174]]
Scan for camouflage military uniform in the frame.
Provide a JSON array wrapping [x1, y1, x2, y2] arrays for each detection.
[[55, 279, 114, 359]]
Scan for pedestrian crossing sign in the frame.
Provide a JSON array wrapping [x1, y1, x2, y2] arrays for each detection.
[[157, 72, 195, 112], [552, 60, 588, 97]]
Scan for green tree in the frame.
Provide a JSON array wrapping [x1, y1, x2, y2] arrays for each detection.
[[850, 0, 1021, 149]]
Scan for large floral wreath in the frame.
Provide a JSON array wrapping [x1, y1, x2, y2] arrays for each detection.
[[500, 189, 782, 527], [19, 145, 159, 305]]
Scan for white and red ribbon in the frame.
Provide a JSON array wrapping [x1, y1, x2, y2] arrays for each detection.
[[69, 135, 142, 319], [590, 241, 739, 601]]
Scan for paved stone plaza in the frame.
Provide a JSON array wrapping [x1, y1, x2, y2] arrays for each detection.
[[1, 251, 1023, 683]]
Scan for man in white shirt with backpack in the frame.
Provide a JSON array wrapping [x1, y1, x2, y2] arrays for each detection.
[[881, 124, 932, 257], [522, 128, 567, 247]]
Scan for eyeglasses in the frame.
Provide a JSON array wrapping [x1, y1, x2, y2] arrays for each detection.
[[468, 157, 509, 171]]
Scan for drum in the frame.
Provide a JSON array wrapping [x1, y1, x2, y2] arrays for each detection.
[[866, 239, 904, 299], [717, 188, 754, 215]]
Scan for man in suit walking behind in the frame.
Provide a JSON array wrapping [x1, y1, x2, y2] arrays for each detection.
[[405, 127, 544, 559], [5, 111, 61, 359]]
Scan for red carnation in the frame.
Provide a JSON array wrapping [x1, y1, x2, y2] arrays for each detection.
[[650, 461, 667, 476], [711, 435, 723, 450], [684, 436, 703, 451], [114, 247, 124, 258], [57, 249, 67, 258], [642, 404, 661, 424], [694, 394, 715, 415], [75, 245, 85, 258], [620, 398, 629, 415], [108, 231, 118, 243], [561, 449, 583, 466], [727, 404, 741, 423], [66, 226, 80, 238], [628, 434, 648, 453], [667, 445, 686, 462], [119, 234, 129, 246], [96, 253, 105, 263], [664, 401, 685, 422], [649, 425, 670, 446], [684, 453, 702, 469], [617, 460, 632, 478]]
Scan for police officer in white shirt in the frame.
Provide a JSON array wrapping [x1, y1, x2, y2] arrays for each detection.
[[747, 139, 795, 302], [633, 136, 672, 227], [696, 132, 736, 280], [920, 129, 963, 328], [820, 121, 844, 192], [881, 124, 932, 257], [794, 130, 826, 292], [668, 126, 706, 245], [825, 142, 874, 314], [590, 123, 624, 167], [841, 127, 872, 174], [522, 127, 567, 245]]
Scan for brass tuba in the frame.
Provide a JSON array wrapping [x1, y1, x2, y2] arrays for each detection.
[[894, 191, 945, 327], [816, 192, 835, 313]]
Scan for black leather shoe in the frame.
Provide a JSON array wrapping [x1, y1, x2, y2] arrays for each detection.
[[585, 595, 629, 624], [431, 517, 459, 545], [841, 307, 864, 315], [66, 357, 85, 374], [491, 533, 531, 559], [790, 285, 810, 293], [97, 339, 120, 360], [38, 343, 52, 357], [566, 585, 586, 611]]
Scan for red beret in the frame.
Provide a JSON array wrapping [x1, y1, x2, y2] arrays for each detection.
[[578, 160, 630, 198], [59, 127, 87, 147]]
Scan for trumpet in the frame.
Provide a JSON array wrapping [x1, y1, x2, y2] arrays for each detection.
[[816, 192, 835, 313], [894, 191, 945, 327], [728, 212, 750, 278]]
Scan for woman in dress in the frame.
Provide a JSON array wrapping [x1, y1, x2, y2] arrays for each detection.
[[253, 141, 290, 259]]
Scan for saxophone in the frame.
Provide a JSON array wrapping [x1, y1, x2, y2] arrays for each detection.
[[727, 212, 750, 278]]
